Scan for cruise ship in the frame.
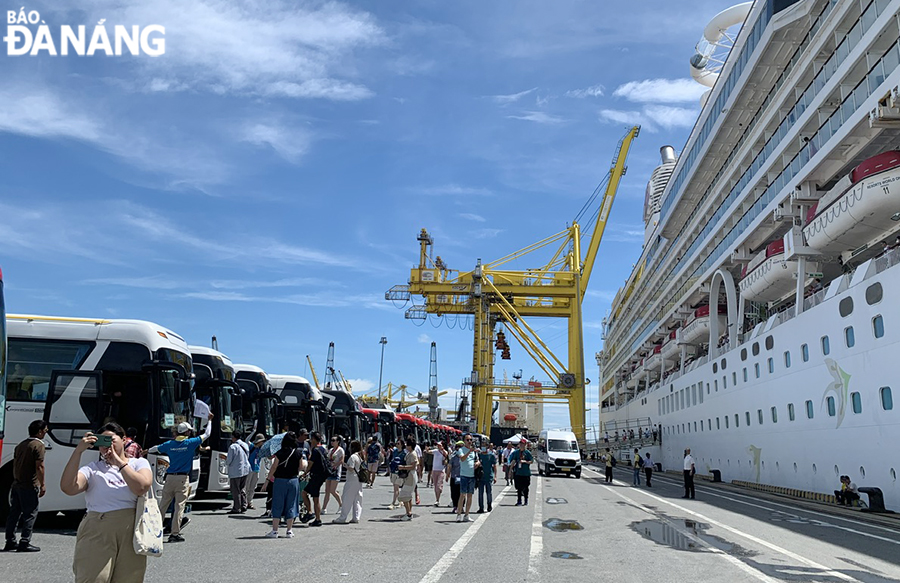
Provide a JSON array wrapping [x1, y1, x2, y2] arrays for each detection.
[[598, 0, 900, 509]]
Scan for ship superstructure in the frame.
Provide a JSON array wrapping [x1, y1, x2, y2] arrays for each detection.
[[599, 0, 900, 508]]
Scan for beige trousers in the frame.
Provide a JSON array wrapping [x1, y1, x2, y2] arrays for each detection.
[[73, 508, 147, 583], [157, 474, 190, 535]]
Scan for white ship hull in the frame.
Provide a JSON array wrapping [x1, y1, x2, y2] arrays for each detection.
[[607, 255, 900, 509]]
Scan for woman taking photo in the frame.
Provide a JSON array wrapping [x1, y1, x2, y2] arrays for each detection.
[[333, 440, 364, 524], [265, 431, 304, 538], [61, 423, 153, 583], [322, 436, 344, 515]]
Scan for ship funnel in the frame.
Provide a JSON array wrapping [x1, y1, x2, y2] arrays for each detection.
[[660, 146, 676, 165], [689, 2, 752, 95]]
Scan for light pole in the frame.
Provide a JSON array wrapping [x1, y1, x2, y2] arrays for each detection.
[[377, 336, 388, 403]]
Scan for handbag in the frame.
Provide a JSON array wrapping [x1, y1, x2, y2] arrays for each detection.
[[133, 486, 164, 557], [355, 454, 370, 483]]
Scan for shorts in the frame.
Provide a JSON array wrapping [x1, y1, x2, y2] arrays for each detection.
[[326, 474, 340, 481], [304, 477, 324, 498], [367, 462, 379, 473], [459, 475, 475, 494]]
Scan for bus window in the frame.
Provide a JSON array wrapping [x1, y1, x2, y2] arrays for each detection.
[[7, 339, 94, 401]]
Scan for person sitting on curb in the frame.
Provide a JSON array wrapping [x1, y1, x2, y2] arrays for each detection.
[[834, 475, 860, 506]]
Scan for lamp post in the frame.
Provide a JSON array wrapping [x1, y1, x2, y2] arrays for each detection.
[[377, 336, 388, 403]]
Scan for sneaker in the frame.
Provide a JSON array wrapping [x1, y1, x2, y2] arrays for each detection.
[[524, 499, 528, 505], [310, 520, 322, 527], [2, 541, 17, 552], [261, 511, 272, 518], [322, 509, 328, 515], [434, 502, 441, 507], [464, 515, 472, 522], [400, 514, 411, 521], [265, 530, 278, 538], [455, 514, 463, 522], [515, 501, 522, 506], [16, 543, 40, 553], [476, 509, 484, 514], [247, 504, 256, 510], [283, 530, 294, 538], [167, 534, 185, 543], [387, 504, 396, 510], [487, 506, 492, 512], [332, 518, 348, 524], [349, 519, 359, 523], [299, 513, 313, 523]]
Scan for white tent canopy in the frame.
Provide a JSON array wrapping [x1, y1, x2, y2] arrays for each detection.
[[503, 433, 524, 444]]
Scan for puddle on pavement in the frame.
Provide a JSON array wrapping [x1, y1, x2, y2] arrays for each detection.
[[546, 497, 568, 504], [632, 519, 750, 555], [551, 551, 583, 559], [543, 518, 584, 532]]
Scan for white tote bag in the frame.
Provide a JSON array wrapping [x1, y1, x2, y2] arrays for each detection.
[[134, 487, 164, 557]]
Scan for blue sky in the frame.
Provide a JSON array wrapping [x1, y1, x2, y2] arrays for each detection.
[[0, 0, 729, 431]]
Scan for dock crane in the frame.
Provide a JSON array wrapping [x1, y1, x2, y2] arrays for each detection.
[[306, 355, 321, 389], [386, 126, 640, 442]]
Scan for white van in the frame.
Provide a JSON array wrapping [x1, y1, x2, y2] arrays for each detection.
[[536, 430, 582, 478]]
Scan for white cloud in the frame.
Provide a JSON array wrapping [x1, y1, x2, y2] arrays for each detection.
[[345, 378, 376, 394], [0, 88, 101, 142], [471, 228, 504, 239], [585, 289, 618, 302], [598, 106, 697, 133], [458, 213, 486, 222], [417, 333, 432, 344], [490, 87, 538, 104], [242, 121, 313, 163], [566, 84, 605, 98], [418, 184, 493, 197], [612, 79, 707, 104], [507, 111, 565, 124]]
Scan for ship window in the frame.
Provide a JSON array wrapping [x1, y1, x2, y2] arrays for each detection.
[[784, 351, 791, 368], [851, 392, 862, 414], [771, 407, 778, 423], [757, 409, 763, 425], [826, 396, 836, 417], [694, 422, 697, 432], [721, 358, 726, 370], [714, 380, 718, 392], [873, 315, 884, 339], [752, 342, 760, 356], [866, 282, 883, 305], [788, 403, 795, 421], [725, 416, 729, 429], [706, 383, 710, 395], [708, 419, 712, 431], [658, 400, 662, 416], [881, 387, 893, 411], [845, 326, 855, 348], [754, 363, 760, 378], [745, 411, 751, 426], [839, 297, 854, 317], [821, 336, 830, 355], [801, 344, 809, 362], [806, 400, 814, 419], [701, 420, 704, 431], [765, 336, 774, 350], [734, 413, 739, 427], [713, 362, 718, 373], [723, 376, 727, 389], [716, 418, 720, 430], [692, 385, 697, 406], [767, 358, 774, 374], [743, 368, 748, 382], [741, 348, 747, 361], [681, 390, 685, 409], [699, 385, 704, 404], [732, 372, 737, 385]]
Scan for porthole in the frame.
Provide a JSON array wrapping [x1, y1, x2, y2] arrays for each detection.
[[851, 392, 862, 414], [860, 466, 866, 479], [793, 462, 798, 473], [834, 465, 840, 477], [821, 335, 830, 355], [725, 416, 729, 428], [771, 406, 778, 423], [873, 315, 884, 339], [839, 296, 854, 317], [761, 461, 765, 469], [881, 387, 893, 411], [767, 358, 774, 373], [826, 396, 836, 416], [745, 412, 750, 426], [741, 348, 747, 361], [776, 461, 779, 471], [752, 342, 760, 356], [788, 403, 795, 421], [765, 336, 774, 350], [721, 358, 727, 370], [806, 400, 814, 419], [757, 409, 763, 425], [892, 468, 897, 481], [801, 344, 809, 362], [784, 351, 791, 368], [713, 362, 718, 373], [734, 413, 739, 427], [865, 282, 883, 305], [845, 326, 855, 348], [813, 463, 817, 474]]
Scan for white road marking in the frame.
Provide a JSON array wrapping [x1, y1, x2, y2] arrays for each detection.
[[417, 485, 512, 583], [646, 473, 900, 542], [527, 477, 543, 582], [603, 484, 781, 583], [582, 467, 861, 582]]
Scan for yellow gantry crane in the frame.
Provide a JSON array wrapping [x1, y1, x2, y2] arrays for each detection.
[[386, 126, 639, 443]]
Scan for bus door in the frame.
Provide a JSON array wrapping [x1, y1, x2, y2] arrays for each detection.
[[42, 370, 104, 447], [192, 364, 239, 492], [143, 361, 196, 494]]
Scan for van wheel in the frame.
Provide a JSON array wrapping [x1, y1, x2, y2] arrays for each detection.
[[538, 465, 544, 477], [574, 471, 581, 479]]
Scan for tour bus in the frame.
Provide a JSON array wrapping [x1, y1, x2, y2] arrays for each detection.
[[189, 345, 241, 493], [0, 315, 200, 520], [322, 389, 364, 445], [269, 374, 324, 435], [0, 269, 6, 463], [536, 429, 582, 478], [232, 364, 281, 440]]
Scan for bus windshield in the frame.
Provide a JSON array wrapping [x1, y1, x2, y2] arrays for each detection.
[[157, 366, 194, 437], [548, 439, 578, 453]]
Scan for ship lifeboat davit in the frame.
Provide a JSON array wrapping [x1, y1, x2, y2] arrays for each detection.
[[660, 330, 679, 361], [803, 151, 900, 254], [643, 344, 663, 371], [739, 241, 819, 303], [680, 305, 726, 345]]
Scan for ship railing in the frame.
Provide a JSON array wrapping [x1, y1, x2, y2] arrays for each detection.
[[803, 288, 827, 310], [874, 246, 900, 274]]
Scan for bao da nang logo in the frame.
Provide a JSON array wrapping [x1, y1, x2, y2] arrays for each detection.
[[4, 8, 165, 56]]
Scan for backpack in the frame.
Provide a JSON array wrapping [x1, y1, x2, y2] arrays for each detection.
[[611, 455, 617, 467], [318, 445, 335, 476]]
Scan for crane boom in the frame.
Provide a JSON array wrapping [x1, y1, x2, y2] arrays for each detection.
[[306, 355, 320, 389], [580, 125, 640, 296]]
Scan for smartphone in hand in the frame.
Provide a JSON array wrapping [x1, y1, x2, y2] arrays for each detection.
[[94, 434, 113, 448]]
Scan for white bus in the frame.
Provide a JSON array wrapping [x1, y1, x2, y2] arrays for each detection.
[[189, 345, 241, 494], [232, 364, 281, 440], [0, 315, 200, 520]]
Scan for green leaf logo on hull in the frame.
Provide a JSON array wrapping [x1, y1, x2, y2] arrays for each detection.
[[823, 358, 850, 428]]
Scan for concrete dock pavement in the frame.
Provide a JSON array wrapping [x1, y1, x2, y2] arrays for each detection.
[[1, 468, 898, 582]]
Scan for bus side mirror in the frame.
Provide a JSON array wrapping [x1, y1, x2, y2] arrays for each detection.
[[274, 404, 285, 420], [178, 379, 192, 402]]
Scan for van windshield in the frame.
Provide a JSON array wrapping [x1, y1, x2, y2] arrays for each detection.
[[548, 439, 578, 452]]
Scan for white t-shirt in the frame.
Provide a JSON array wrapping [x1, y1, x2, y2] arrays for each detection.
[[683, 455, 694, 471], [79, 457, 151, 513], [414, 445, 423, 469], [432, 448, 445, 472]]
